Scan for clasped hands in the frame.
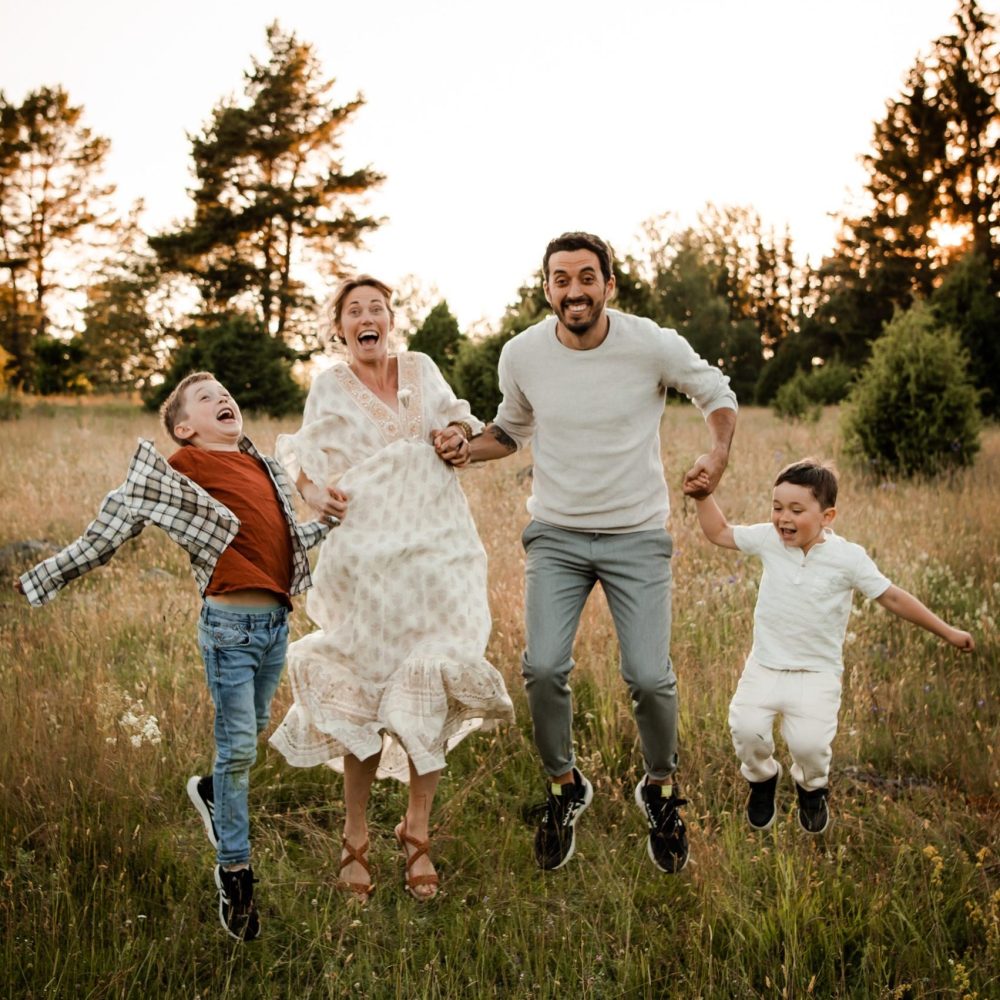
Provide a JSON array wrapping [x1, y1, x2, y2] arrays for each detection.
[[432, 427, 470, 467], [681, 450, 728, 499]]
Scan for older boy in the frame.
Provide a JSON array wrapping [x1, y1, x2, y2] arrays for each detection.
[[17, 372, 333, 940], [689, 459, 973, 834]]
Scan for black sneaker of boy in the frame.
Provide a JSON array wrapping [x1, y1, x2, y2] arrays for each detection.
[[187, 775, 218, 848], [796, 783, 831, 835], [214, 865, 260, 941], [527, 767, 593, 870], [634, 776, 690, 873], [746, 763, 783, 831]]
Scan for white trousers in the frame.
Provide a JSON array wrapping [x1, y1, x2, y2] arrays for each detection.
[[728, 657, 842, 792]]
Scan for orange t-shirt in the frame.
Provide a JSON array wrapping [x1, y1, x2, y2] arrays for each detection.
[[168, 447, 294, 605]]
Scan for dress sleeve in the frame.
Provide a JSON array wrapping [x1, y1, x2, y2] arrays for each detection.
[[275, 369, 351, 487], [418, 352, 484, 436]]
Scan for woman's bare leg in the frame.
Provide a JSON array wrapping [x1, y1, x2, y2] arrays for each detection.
[[341, 751, 381, 890], [396, 760, 441, 898]]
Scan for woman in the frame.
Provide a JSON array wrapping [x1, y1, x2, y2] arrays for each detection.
[[269, 275, 514, 902]]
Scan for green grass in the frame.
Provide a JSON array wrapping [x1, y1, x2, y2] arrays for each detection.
[[0, 405, 997, 998]]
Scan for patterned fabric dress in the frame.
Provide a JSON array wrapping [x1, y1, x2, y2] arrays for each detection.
[[269, 351, 514, 781]]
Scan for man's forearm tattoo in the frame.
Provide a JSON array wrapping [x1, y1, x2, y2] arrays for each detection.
[[489, 424, 518, 453]]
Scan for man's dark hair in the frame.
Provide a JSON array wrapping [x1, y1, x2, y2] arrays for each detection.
[[542, 232, 614, 283], [774, 458, 838, 509]]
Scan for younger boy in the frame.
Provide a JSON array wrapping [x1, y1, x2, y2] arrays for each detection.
[[688, 459, 973, 834], [17, 372, 334, 940]]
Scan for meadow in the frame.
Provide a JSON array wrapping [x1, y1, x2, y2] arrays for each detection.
[[0, 401, 997, 999]]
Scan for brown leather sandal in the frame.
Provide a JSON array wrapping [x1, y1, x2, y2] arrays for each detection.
[[394, 820, 439, 901], [337, 838, 374, 903]]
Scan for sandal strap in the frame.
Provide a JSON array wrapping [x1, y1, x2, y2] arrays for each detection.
[[399, 833, 430, 871], [336, 878, 375, 896], [339, 838, 371, 876], [406, 872, 439, 889]]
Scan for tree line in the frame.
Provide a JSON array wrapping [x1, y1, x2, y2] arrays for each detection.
[[1, 3, 997, 425]]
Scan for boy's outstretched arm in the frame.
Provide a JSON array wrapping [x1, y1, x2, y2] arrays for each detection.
[[693, 494, 738, 550], [875, 585, 975, 651]]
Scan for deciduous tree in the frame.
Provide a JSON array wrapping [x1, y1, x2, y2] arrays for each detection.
[[0, 86, 115, 383]]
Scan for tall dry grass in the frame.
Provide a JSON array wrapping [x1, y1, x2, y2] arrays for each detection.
[[0, 402, 997, 999]]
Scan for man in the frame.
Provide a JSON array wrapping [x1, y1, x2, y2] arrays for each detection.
[[460, 232, 738, 874]]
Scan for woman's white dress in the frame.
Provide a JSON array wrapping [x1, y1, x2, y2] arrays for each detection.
[[269, 351, 514, 781]]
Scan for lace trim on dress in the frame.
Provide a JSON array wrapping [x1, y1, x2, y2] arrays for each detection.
[[333, 353, 424, 445]]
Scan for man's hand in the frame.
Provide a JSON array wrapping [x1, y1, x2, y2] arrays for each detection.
[[14, 578, 24, 595], [683, 406, 736, 498], [682, 451, 728, 499]]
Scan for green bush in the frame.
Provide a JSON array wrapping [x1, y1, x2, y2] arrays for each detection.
[[772, 373, 821, 423], [805, 360, 854, 404], [841, 302, 981, 477], [0, 393, 22, 421], [143, 313, 305, 417], [451, 331, 512, 422]]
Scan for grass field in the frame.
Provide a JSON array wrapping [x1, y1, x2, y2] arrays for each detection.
[[0, 401, 997, 999]]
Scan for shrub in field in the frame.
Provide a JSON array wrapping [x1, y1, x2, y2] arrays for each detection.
[[772, 361, 854, 423], [0, 393, 21, 421], [841, 302, 981, 477], [143, 313, 304, 417], [805, 360, 854, 404], [772, 373, 821, 423]]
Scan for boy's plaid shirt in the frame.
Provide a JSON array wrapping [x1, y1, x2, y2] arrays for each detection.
[[20, 437, 332, 607]]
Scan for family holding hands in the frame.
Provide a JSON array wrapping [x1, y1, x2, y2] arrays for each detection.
[[16, 232, 974, 941]]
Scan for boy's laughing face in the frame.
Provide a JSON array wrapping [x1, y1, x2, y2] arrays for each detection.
[[771, 481, 836, 554], [174, 379, 243, 450]]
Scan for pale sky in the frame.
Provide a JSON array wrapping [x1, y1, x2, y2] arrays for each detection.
[[2, 0, 995, 330]]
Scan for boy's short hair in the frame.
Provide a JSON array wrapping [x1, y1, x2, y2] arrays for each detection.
[[543, 232, 615, 283], [160, 371, 217, 446], [774, 458, 838, 509], [323, 274, 394, 346]]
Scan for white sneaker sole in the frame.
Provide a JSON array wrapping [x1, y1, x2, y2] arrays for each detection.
[[187, 775, 218, 849]]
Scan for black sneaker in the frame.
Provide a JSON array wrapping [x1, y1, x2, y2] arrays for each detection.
[[746, 763, 783, 831], [214, 865, 260, 941], [634, 776, 690, 873], [528, 768, 593, 870], [187, 775, 218, 848], [796, 783, 830, 834]]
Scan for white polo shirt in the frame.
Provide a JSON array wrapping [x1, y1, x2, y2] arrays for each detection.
[[733, 524, 892, 673]]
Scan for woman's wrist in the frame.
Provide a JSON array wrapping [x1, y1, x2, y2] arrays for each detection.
[[448, 420, 473, 441]]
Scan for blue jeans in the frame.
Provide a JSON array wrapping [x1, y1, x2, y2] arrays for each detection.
[[520, 521, 678, 780], [197, 602, 289, 866]]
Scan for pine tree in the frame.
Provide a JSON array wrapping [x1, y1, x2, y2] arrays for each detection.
[[151, 22, 384, 345], [407, 301, 465, 382], [820, 0, 999, 357]]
